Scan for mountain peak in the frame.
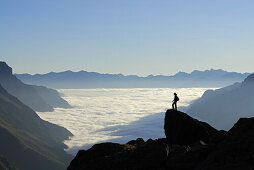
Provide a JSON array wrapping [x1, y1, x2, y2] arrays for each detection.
[[242, 73, 254, 87], [243, 73, 254, 82], [0, 61, 12, 76]]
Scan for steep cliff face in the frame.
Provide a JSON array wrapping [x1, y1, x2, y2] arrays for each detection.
[[0, 61, 70, 112], [67, 109, 254, 170], [0, 84, 73, 170]]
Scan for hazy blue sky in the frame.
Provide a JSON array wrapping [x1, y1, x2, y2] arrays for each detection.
[[1, 0, 254, 76]]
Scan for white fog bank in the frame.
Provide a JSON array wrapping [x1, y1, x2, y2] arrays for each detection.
[[37, 88, 211, 155]]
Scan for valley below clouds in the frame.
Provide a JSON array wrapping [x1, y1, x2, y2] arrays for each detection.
[[37, 88, 211, 155]]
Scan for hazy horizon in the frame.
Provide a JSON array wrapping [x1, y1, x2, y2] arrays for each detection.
[[13, 67, 251, 77], [1, 0, 254, 76]]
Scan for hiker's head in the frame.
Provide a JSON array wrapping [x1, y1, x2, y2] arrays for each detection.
[[174, 93, 177, 96]]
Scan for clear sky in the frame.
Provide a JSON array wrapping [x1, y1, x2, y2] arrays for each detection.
[[1, 0, 254, 76]]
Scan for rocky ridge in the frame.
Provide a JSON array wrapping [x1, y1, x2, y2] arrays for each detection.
[[67, 109, 254, 170]]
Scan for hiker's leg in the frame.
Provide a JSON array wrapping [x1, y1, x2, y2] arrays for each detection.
[[172, 102, 176, 110], [175, 103, 177, 111]]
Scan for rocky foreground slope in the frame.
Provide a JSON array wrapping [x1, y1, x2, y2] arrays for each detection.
[[68, 109, 254, 170]]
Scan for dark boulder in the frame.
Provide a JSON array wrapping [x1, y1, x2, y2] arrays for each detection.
[[164, 109, 221, 145]]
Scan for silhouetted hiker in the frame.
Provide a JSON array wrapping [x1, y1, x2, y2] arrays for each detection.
[[172, 93, 179, 110]]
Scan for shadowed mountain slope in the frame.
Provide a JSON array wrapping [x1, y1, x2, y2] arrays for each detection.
[[0, 62, 70, 112], [187, 73, 254, 130], [0, 84, 73, 170]]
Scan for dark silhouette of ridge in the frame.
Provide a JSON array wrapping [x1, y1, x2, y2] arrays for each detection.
[[67, 109, 254, 169], [0, 61, 71, 112]]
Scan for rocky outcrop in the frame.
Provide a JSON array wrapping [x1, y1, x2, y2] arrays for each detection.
[[164, 109, 221, 145], [67, 110, 254, 170], [0, 61, 71, 112]]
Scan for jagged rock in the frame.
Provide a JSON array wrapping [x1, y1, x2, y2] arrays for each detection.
[[164, 109, 221, 145]]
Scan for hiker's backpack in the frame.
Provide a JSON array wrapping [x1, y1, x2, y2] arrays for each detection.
[[176, 96, 179, 101]]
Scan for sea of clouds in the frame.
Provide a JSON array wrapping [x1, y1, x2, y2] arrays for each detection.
[[37, 88, 211, 155]]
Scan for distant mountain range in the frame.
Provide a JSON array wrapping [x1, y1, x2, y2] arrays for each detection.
[[0, 83, 73, 170], [16, 69, 251, 89], [187, 72, 254, 130], [0, 62, 71, 112]]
